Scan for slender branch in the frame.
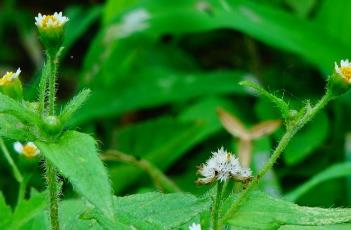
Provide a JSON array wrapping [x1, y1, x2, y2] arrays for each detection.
[[220, 93, 332, 226], [212, 182, 224, 230], [102, 150, 181, 193], [0, 138, 23, 183], [46, 159, 59, 230]]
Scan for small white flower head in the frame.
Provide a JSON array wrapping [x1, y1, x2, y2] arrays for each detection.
[[35, 12, 69, 29], [0, 68, 21, 86], [189, 223, 201, 230], [335, 59, 351, 83], [14, 142, 40, 158], [197, 147, 252, 184]]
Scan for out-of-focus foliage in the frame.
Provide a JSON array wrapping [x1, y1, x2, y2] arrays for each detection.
[[1, 0, 351, 228]]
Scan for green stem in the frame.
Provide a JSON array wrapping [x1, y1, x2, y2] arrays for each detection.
[[46, 159, 59, 230], [48, 54, 57, 116], [212, 182, 224, 230], [102, 150, 181, 193], [0, 138, 23, 183], [220, 92, 332, 227]]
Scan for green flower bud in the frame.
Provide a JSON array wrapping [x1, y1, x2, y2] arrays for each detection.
[[43, 115, 62, 135], [0, 68, 23, 100], [327, 59, 351, 97], [34, 12, 69, 56]]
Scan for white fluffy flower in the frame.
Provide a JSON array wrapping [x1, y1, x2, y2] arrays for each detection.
[[0, 68, 21, 85], [189, 223, 201, 230], [35, 12, 69, 28], [335, 59, 351, 82], [14, 142, 40, 158], [197, 147, 252, 184]]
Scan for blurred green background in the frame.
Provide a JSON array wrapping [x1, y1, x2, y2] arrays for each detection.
[[1, 0, 351, 209]]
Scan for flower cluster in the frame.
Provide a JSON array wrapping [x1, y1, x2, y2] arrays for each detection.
[[35, 12, 69, 29], [0, 68, 21, 86], [197, 147, 252, 184], [327, 59, 351, 97], [14, 142, 40, 158]]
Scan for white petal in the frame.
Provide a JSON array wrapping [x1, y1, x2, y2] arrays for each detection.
[[13, 142, 24, 154]]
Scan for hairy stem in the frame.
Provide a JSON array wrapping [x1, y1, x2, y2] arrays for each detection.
[[0, 138, 23, 183], [212, 182, 224, 230], [220, 92, 332, 226], [47, 54, 57, 116], [46, 159, 59, 230], [102, 150, 181, 193]]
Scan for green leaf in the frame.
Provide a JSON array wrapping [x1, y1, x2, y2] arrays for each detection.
[[279, 224, 351, 230], [0, 92, 39, 126], [240, 80, 290, 119], [284, 162, 351, 202], [9, 190, 47, 229], [284, 111, 329, 165], [59, 89, 91, 125], [226, 191, 351, 229], [88, 192, 210, 229], [71, 68, 246, 126], [0, 192, 12, 229], [36, 131, 114, 221], [0, 114, 35, 140], [63, 5, 102, 55], [103, 0, 139, 24], [109, 117, 203, 192]]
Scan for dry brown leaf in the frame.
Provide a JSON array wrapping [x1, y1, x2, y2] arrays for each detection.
[[249, 120, 281, 140], [238, 139, 252, 167], [217, 107, 250, 140]]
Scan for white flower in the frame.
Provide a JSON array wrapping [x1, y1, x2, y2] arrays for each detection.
[[335, 59, 351, 82], [14, 142, 40, 158], [189, 223, 201, 230], [197, 147, 252, 184], [0, 68, 21, 85], [35, 12, 69, 28]]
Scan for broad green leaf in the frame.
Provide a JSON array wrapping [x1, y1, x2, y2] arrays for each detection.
[[279, 224, 351, 230], [88, 192, 210, 229], [9, 190, 47, 229], [109, 117, 203, 192], [0, 192, 12, 229], [0, 93, 39, 125], [284, 111, 329, 165], [314, 0, 351, 48], [36, 131, 114, 221], [63, 5, 102, 55], [226, 191, 351, 229], [71, 68, 246, 126], [284, 162, 351, 202], [103, 0, 139, 24], [0, 114, 35, 140]]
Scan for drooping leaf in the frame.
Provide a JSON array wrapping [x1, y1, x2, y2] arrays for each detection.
[[36, 131, 114, 221], [226, 191, 351, 229], [284, 162, 351, 202]]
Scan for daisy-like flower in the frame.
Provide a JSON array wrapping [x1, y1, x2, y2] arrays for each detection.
[[35, 12, 69, 29], [189, 223, 201, 230], [197, 147, 252, 184], [0, 68, 21, 86], [14, 142, 40, 158]]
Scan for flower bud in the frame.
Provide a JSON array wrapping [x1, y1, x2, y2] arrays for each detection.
[[0, 68, 23, 100], [35, 12, 69, 56], [43, 115, 62, 135], [327, 59, 351, 96]]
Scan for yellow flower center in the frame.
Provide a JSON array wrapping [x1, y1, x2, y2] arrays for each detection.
[[341, 66, 351, 81], [23, 145, 38, 158], [0, 72, 14, 86], [42, 15, 59, 27]]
